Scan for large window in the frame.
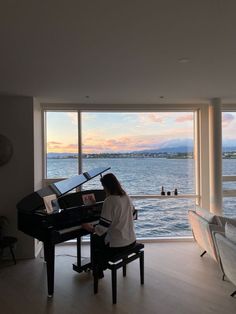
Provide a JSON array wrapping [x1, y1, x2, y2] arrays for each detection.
[[45, 111, 79, 178], [222, 112, 236, 218], [44, 110, 197, 238]]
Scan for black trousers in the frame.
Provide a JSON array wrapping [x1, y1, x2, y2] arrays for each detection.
[[91, 233, 136, 275]]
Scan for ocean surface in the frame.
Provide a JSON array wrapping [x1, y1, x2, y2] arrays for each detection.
[[47, 158, 236, 238]]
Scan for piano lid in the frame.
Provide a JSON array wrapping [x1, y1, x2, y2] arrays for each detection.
[[17, 167, 110, 212], [51, 167, 110, 196]]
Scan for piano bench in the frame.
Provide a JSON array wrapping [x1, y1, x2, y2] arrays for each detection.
[[0, 236, 17, 265], [93, 242, 144, 304]]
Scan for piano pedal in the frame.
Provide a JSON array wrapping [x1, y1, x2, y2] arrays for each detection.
[[73, 260, 92, 273]]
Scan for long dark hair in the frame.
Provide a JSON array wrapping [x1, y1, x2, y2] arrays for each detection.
[[100, 173, 126, 196]]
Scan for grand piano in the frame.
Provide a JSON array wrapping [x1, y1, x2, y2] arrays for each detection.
[[17, 167, 110, 297]]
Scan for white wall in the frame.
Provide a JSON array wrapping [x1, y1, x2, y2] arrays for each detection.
[[0, 95, 35, 258]]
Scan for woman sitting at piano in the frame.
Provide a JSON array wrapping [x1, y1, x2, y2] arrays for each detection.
[[82, 173, 136, 278]]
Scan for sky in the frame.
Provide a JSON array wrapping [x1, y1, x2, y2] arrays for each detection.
[[46, 111, 236, 153]]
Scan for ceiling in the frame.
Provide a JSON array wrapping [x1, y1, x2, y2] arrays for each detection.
[[1, 0, 236, 105]]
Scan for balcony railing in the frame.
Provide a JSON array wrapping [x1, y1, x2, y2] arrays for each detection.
[[223, 175, 236, 197]]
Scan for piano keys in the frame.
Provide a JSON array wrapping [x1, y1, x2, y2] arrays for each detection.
[[17, 167, 110, 297]]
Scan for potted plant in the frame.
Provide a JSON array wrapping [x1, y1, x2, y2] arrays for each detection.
[[0, 216, 9, 240]]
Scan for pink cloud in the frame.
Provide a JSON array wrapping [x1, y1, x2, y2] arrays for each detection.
[[147, 113, 165, 123], [77, 125, 194, 153], [83, 134, 165, 153], [47, 142, 78, 153], [222, 113, 235, 127], [136, 113, 166, 125], [65, 144, 78, 149], [48, 141, 62, 145], [175, 114, 193, 123]]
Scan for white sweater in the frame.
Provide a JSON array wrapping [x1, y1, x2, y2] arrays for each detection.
[[95, 194, 136, 247]]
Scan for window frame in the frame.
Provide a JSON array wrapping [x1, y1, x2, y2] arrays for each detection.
[[221, 108, 236, 197], [42, 104, 201, 204]]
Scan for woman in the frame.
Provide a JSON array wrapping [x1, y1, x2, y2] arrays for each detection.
[[82, 173, 136, 278]]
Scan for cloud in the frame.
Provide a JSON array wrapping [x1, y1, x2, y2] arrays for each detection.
[[146, 113, 165, 123], [82, 128, 193, 153], [48, 111, 194, 153], [81, 113, 96, 122], [47, 141, 78, 153], [48, 141, 62, 145], [49, 131, 193, 153], [83, 137, 134, 153], [175, 114, 193, 123], [137, 112, 193, 125], [66, 112, 78, 125], [138, 113, 166, 124], [222, 113, 235, 127]]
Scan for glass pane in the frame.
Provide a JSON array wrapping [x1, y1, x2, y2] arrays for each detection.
[[81, 112, 196, 238], [133, 199, 195, 238], [222, 112, 236, 217], [46, 111, 79, 178], [223, 198, 236, 218]]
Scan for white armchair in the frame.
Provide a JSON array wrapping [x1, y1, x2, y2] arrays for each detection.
[[188, 207, 223, 262], [214, 222, 236, 297]]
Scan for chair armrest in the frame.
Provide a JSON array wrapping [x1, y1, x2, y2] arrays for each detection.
[[217, 216, 236, 227], [212, 230, 225, 266], [209, 224, 224, 233]]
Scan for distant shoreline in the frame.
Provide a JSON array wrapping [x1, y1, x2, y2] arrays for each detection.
[[48, 152, 193, 159], [47, 152, 236, 159]]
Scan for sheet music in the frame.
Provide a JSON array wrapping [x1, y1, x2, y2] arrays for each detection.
[[82, 193, 96, 205], [43, 194, 57, 214]]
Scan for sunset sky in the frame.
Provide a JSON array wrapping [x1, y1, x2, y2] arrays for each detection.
[[46, 111, 236, 153]]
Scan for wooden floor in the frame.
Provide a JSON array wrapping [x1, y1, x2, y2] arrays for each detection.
[[0, 241, 235, 314]]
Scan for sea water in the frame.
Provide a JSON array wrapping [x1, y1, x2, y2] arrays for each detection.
[[47, 158, 236, 238]]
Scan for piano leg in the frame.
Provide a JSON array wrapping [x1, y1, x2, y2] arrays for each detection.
[[76, 236, 82, 268], [73, 235, 92, 273], [43, 244, 48, 263], [43, 241, 55, 297]]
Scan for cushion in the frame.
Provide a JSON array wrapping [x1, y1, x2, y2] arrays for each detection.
[[195, 206, 216, 223], [225, 222, 236, 244]]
